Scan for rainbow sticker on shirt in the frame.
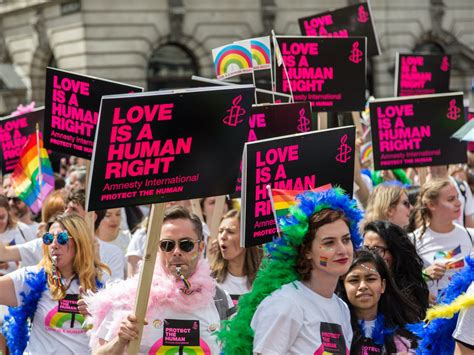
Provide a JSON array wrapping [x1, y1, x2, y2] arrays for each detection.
[[434, 245, 462, 260], [148, 338, 211, 355], [44, 306, 86, 334]]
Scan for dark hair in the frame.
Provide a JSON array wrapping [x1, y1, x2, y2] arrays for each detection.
[[296, 209, 351, 281], [94, 209, 107, 231], [363, 220, 429, 320], [67, 188, 86, 209], [211, 209, 263, 288], [163, 205, 203, 241], [0, 195, 15, 230], [199, 196, 233, 223], [338, 250, 419, 353]]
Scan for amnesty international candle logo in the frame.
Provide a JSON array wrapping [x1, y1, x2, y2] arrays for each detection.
[[349, 42, 363, 64], [357, 5, 369, 23], [447, 99, 461, 121], [222, 95, 246, 127], [336, 134, 352, 163], [440, 56, 450, 72], [297, 108, 311, 132]]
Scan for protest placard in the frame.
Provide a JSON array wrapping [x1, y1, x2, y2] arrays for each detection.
[[86, 85, 255, 211], [275, 36, 366, 112], [234, 101, 313, 195], [241, 126, 355, 247], [299, 1, 380, 57], [44, 67, 143, 159], [395, 53, 451, 96], [370, 92, 466, 170], [0, 107, 44, 173]]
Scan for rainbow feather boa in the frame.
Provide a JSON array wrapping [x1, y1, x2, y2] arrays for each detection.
[[218, 187, 363, 354], [406, 256, 474, 354]]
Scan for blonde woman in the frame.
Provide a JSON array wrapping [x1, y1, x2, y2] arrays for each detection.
[[364, 183, 412, 229], [0, 213, 110, 354]]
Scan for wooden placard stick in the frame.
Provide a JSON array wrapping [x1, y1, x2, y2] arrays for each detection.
[[318, 112, 328, 131], [351, 111, 363, 134], [209, 195, 226, 239], [190, 199, 204, 222], [127, 203, 166, 354]]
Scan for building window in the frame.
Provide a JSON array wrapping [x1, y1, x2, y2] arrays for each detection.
[[147, 43, 199, 91]]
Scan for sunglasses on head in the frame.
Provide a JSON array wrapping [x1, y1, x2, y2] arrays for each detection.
[[43, 231, 72, 245], [159, 239, 197, 253]]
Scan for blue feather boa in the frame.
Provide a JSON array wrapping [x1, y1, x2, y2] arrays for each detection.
[[406, 256, 474, 354], [2, 268, 48, 355], [358, 314, 398, 346], [1, 269, 105, 355]]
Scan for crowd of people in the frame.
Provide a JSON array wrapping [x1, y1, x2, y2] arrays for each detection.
[[0, 152, 473, 354]]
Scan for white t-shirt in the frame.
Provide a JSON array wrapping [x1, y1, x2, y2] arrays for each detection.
[[97, 298, 221, 354], [450, 176, 474, 225], [219, 274, 250, 306], [9, 266, 91, 355], [17, 238, 124, 280], [412, 224, 473, 296], [453, 282, 474, 347], [251, 281, 352, 355], [126, 227, 146, 258], [0, 222, 36, 275], [100, 229, 131, 255]]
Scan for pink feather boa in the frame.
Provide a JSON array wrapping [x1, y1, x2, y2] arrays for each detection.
[[85, 258, 216, 350]]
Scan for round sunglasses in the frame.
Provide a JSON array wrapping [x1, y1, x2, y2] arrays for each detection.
[[43, 231, 72, 245], [159, 239, 197, 253]]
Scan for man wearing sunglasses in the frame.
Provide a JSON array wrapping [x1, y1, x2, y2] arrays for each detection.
[[87, 206, 233, 355]]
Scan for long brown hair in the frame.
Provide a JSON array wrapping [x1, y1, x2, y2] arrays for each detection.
[[40, 213, 110, 300], [211, 210, 262, 288]]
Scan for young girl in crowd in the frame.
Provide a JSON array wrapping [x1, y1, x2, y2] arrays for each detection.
[[219, 188, 363, 354], [412, 178, 473, 299], [363, 220, 429, 319], [339, 250, 419, 354], [211, 210, 262, 304], [0, 213, 109, 354], [364, 183, 412, 229]]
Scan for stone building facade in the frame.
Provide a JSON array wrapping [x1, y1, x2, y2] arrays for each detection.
[[0, 0, 472, 114]]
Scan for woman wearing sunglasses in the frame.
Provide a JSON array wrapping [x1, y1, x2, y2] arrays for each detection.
[[363, 220, 429, 320], [338, 250, 419, 354], [0, 213, 110, 355], [364, 183, 412, 229]]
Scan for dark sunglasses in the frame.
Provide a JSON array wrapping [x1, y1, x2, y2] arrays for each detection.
[[159, 239, 197, 253], [401, 200, 411, 208], [363, 245, 388, 257], [8, 197, 20, 203], [43, 231, 72, 245]]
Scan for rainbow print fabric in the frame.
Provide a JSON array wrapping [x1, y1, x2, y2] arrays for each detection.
[[11, 132, 54, 214], [250, 36, 271, 70], [269, 184, 332, 221], [212, 40, 253, 79]]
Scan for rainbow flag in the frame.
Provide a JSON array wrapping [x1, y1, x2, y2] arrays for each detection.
[[212, 40, 253, 79], [271, 34, 283, 67], [434, 245, 462, 260], [250, 37, 271, 70], [269, 184, 332, 222], [11, 132, 54, 214]]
